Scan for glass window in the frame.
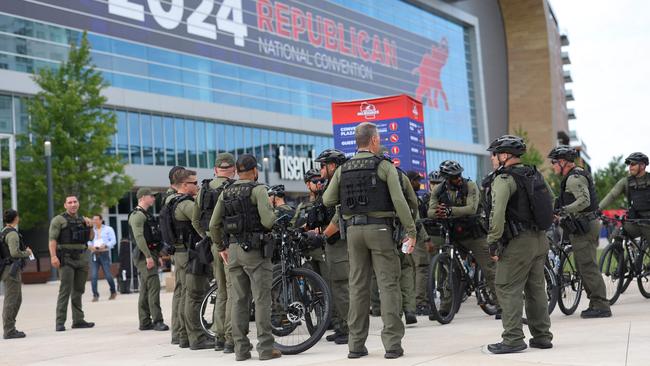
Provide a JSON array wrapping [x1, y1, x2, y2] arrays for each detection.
[[164, 117, 175, 166], [224, 124, 234, 155], [242, 127, 251, 154], [206, 122, 216, 168], [216, 123, 225, 154], [233, 125, 243, 157], [253, 128, 262, 162], [196, 121, 207, 168], [128, 112, 141, 164], [186, 119, 197, 167], [141, 114, 153, 165], [0, 95, 12, 133], [152, 115, 165, 165], [116, 111, 128, 162], [175, 118, 187, 166]]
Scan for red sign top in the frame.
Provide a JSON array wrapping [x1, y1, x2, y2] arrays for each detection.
[[331, 94, 424, 124]]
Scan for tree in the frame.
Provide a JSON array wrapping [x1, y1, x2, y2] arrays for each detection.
[[514, 127, 545, 168], [16, 32, 133, 229], [594, 155, 628, 210]]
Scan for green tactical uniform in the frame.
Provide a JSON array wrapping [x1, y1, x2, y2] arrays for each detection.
[[128, 207, 164, 328], [50, 213, 91, 327], [166, 194, 188, 345], [558, 168, 610, 311], [323, 152, 416, 355], [413, 191, 433, 310], [428, 179, 499, 313], [290, 201, 329, 295], [599, 174, 650, 241], [209, 180, 277, 359], [192, 176, 234, 347], [1, 227, 29, 337], [487, 165, 552, 347], [171, 195, 210, 348]]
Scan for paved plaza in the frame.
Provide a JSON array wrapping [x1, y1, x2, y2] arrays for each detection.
[[1, 275, 649, 366]]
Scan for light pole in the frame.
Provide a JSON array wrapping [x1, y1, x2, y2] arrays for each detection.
[[263, 157, 270, 184], [45, 140, 56, 280]]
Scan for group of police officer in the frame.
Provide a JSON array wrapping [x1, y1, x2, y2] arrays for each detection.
[[2, 123, 650, 361]]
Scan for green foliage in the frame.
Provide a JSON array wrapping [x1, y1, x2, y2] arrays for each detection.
[[594, 155, 628, 209], [16, 32, 133, 229], [514, 127, 545, 168]]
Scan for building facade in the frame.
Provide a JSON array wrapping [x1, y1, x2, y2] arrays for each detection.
[[0, 0, 567, 241]]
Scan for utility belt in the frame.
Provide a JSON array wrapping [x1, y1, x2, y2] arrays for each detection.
[[227, 232, 275, 258], [500, 220, 539, 244], [345, 215, 394, 227], [560, 211, 598, 235], [56, 247, 86, 266]]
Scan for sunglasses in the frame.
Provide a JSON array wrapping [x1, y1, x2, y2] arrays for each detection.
[[551, 159, 559, 165], [184, 181, 198, 185], [310, 178, 325, 184]]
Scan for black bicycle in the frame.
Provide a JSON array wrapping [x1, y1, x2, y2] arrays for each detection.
[[268, 217, 332, 355], [599, 216, 650, 304], [546, 223, 582, 315], [421, 218, 498, 324]]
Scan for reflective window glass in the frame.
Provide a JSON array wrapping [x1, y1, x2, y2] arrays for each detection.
[[152, 115, 165, 165], [206, 122, 216, 167], [128, 112, 141, 164], [141, 114, 153, 165], [175, 118, 187, 166], [0, 95, 12, 133], [116, 111, 128, 162], [196, 121, 207, 168], [164, 117, 175, 166]]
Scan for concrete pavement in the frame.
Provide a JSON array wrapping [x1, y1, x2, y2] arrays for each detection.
[[1, 275, 649, 366]]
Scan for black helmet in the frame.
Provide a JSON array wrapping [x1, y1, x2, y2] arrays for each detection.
[[267, 184, 286, 198], [428, 170, 444, 183], [439, 160, 464, 177], [625, 152, 649, 165], [487, 135, 527, 156], [548, 145, 578, 162], [303, 168, 321, 183], [315, 149, 347, 165]]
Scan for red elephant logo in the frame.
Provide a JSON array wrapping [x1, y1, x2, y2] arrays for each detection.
[[412, 37, 449, 111]]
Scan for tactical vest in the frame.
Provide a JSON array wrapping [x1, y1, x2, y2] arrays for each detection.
[[435, 179, 469, 207], [418, 193, 430, 222], [128, 207, 162, 250], [222, 182, 266, 243], [0, 227, 25, 261], [58, 213, 90, 245], [485, 167, 536, 228], [171, 195, 200, 247], [198, 178, 235, 231], [627, 174, 650, 217], [274, 204, 296, 222], [340, 156, 394, 216], [559, 168, 598, 213]]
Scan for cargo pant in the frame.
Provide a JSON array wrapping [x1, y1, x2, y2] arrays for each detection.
[[413, 237, 435, 308], [185, 270, 210, 346], [347, 223, 404, 353], [373, 253, 415, 315], [325, 239, 350, 335], [495, 230, 552, 346], [136, 257, 163, 327], [2, 268, 22, 335], [55, 251, 89, 325], [211, 244, 233, 345], [569, 219, 610, 311], [171, 251, 189, 343], [228, 244, 274, 358]]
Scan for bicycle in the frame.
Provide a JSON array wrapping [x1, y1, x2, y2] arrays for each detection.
[[420, 218, 498, 325], [546, 223, 582, 315], [599, 216, 650, 304]]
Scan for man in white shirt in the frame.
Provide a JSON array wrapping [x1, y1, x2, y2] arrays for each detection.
[[88, 214, 117, 301]]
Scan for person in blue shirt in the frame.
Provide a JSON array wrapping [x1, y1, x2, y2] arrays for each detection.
[[88, 214, 117, 301]]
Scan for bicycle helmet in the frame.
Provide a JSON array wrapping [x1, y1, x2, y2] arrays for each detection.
[[314, 149, 347, 165], [625, 152, 649, 165], [428, 170, 444, 183], [487, 135, 527, 156], [439, 160, 464, 178], [303, 169, 321, 183], [547, 145, 578, 162], [267, 184, 286, 198]]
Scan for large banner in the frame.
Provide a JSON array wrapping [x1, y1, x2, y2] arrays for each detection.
[[332, 95, 427, 191], [0, 0, 458, 106]]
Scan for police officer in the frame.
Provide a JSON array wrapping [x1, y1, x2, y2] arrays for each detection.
[[484, 135, 553, 354], [599, 152, 650, 241], [314, 149, 351, 344], [407, 171, 436, 315], [1, 209, 32, 339], [549, 146, 612, 318], [162, 166, 185, 202], [128, 188, 169, 331], [191, 153, 236, 352], [165, 169, 213, 350], [268, 185, 295, 219], [323, 123, 416, 359], [49, 194, 95, 332], [209, 154, 281, 361], [166, 168, 186, 346], [428, 160, 499, 318]]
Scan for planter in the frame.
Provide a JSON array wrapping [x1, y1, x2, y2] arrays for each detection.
[[22, 271, 51, 284]]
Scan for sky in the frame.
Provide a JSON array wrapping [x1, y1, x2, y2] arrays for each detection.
[[548, 0, 650, 171]]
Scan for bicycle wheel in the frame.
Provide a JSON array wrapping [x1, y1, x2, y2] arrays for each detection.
[[474, 266, 498, 316], [200, 283, 218, 338], [599, 242, 625, 305], [557, 248, 582, 315], [544, 260, 558, 315], [271, 267, 332, 355], [636, 243, 650, 298], [427, 253, 459, 324]]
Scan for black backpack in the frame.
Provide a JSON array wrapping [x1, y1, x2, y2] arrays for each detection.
[[508, 166, 554, 231], [159, 194, 194, 247], [198, 178, 235, 231]]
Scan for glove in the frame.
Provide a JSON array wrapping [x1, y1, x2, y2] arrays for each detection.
[[488, 242, 500, 257]]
